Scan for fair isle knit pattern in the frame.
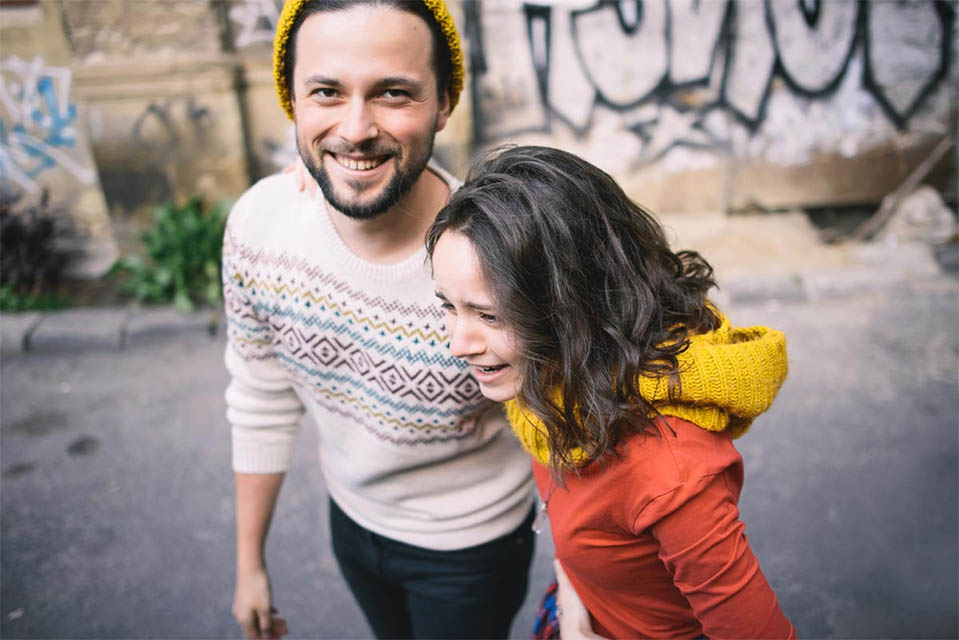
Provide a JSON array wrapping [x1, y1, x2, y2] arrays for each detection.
[[224, 231, 488, 445], [223, 167, 492, 446], [222, 163, 535, 551]]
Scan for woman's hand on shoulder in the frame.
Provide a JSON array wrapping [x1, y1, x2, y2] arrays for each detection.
[[554, 558, 607, 640], [282, 156, 318, 197]]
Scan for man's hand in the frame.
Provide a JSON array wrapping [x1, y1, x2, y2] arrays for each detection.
[[282, 156, 319, 197], [554, 558, 606, 640], [233, 567, 289, 640], [234, 473, 286, 639]]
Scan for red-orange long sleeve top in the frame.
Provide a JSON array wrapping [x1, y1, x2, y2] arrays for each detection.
[[533, 416, 796, 639]]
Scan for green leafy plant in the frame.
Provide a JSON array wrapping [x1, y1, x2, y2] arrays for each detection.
[[112, 196, 228, 312], [0, 189, 76, 312]]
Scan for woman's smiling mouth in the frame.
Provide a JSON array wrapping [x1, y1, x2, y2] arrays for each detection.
[[470, 363, 512, 385], [476, 364, 507, 373]]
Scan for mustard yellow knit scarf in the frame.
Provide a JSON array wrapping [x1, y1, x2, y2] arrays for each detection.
[[504, 315, 788, 466]]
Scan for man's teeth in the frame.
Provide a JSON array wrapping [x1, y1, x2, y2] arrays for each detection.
[[336, 155, 384, 171]]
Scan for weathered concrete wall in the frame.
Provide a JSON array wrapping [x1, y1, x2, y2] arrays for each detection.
[[467, 0, 957, 212], [0, 0, 117, 277], [3, 0, 955, 270], [59, 0, 223, 60], [73, 59, 251, 251], [59, 0, 250, 254]]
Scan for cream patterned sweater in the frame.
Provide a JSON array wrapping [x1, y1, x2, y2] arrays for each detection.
[[222, 163, 534, 550]]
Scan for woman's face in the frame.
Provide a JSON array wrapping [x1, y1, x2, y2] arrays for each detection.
[[432, 231, 522, 403]]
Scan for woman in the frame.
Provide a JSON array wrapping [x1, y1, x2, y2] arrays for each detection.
[[426, 146, 795, 639]]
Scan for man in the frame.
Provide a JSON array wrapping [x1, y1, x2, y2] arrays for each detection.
[[222, 1, 536, 638]]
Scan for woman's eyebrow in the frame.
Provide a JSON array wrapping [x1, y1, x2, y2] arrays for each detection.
[[434, 291, 493, 311], [465, 301, 494, 312]]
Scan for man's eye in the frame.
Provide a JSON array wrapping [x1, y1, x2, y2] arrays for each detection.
[[439, 301, 454, 312], [480, 313, 497, 324], [313, 88, 337, 98], [383, 89, 410, 99]]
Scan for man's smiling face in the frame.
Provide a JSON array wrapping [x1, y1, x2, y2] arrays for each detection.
[[290, 5, 450, 220]]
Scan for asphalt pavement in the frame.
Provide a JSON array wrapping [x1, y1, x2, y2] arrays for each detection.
[[1, 212, 957, 639]]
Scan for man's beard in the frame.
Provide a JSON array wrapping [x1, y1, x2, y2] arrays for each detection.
[[298, 136, 434, 221]]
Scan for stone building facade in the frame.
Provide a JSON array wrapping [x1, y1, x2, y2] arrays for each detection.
[[1, 0, 956, 276]]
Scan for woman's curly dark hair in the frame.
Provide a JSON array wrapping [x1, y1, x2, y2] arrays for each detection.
[[426, 145, 720, 478]]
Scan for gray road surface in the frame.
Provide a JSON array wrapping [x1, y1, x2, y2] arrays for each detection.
[[2, 276, 957, 639]]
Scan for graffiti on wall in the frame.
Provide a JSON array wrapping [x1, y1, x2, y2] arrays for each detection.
[[92, 97, 215, 215], [468, 0, 954, 160], [0, 56, 96, 195], [229, 0, 280, 49], [131, 98, 213, 158]]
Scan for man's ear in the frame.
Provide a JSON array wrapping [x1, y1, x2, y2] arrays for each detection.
[[435, 91, 451, 133]]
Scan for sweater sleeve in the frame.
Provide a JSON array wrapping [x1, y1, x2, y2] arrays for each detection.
[[648, 472, 796, 640], [222, 209, 305, 474]]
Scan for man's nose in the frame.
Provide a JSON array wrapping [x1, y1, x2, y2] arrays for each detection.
[[338, 100, 378, 144]]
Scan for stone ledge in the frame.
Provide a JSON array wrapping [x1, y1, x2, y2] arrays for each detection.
[[25, 308, 129, 353], [125, 307, 221, 348], [0, 312, 42, 355]]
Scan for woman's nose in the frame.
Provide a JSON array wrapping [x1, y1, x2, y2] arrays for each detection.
[[448, 319, 484, 358]]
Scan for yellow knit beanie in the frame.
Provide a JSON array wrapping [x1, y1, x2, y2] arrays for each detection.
[[273, 0, 465, 120]]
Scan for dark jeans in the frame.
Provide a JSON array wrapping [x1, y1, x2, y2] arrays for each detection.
[[330, 498, 535, 639]]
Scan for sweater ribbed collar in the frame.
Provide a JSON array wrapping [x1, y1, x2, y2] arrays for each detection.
[[313, 159, 459, 283]]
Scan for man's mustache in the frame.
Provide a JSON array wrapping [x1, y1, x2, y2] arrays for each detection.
[[316, 140, 400, 157]]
